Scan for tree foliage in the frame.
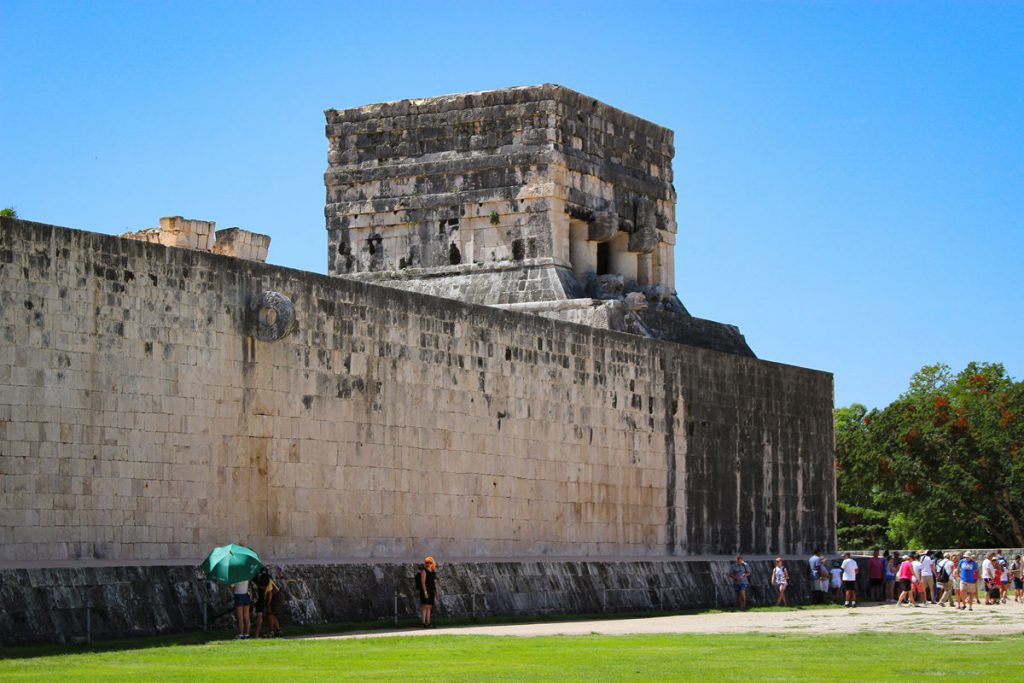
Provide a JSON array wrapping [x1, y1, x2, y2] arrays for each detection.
[[0, 207, 17, 217], [836, 362, 1024, 548]]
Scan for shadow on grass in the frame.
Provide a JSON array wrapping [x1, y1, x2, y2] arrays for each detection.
[[0, 602, 849, 661]]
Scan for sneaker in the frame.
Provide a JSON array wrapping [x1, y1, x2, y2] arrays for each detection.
[[852, 603, 857, 608]]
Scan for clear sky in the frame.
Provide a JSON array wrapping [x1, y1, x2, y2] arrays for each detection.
[[2, 0, 1021, 410]]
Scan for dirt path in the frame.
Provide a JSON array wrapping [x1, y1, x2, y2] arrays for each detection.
[[312, 600, 1024, 640]]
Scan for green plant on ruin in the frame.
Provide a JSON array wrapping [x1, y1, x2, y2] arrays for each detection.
[[489, 210, 500, 225], [0, 207, 17, 217]]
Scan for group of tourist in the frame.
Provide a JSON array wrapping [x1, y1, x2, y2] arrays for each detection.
[[887, 549, 1022, 610], [806, 550, 862, 606], [728, 549, 1022, 610], [227, 556, 440, 638], [730, 552, 860, 608], [229, 567, 287, 639], [806, 548, 1024, 610]]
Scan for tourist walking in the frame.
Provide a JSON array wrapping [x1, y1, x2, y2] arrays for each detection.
[[936, 552, 956, 607], [418, 556, 438, 628], [910, 553, 926, 605], [840, 552, 859, 607], [809, 549, 826, 604], [1012, 555, 1023, 603], [958, 551, 978, 611], [772, 557, 789, 606], [896, 555, 917, 607], [729, 555, 752, 609], [982, 552, 997, 605], [919, 550, 935, 603]]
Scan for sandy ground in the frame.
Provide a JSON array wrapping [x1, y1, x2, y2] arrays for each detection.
[[312, 599, 1024, 640]]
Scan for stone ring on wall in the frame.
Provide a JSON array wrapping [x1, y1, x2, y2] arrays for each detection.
[[249, 291, 295, 342]]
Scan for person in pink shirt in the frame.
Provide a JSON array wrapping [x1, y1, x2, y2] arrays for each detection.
[[895, 555, 919, 607], [867, 549, 885, 602]]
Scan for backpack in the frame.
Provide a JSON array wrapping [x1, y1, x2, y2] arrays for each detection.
[[936, 561, 950, 583]]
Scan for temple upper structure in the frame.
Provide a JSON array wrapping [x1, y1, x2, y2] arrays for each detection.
[[325, 84, 753, 356]]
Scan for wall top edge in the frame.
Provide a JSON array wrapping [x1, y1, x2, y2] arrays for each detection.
[[0, 216, 832, 380], [324, 83, 672, 137]]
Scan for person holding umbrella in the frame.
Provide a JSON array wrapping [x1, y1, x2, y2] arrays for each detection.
[[200, 543, 264, 640], [232, 579, 252, 639]]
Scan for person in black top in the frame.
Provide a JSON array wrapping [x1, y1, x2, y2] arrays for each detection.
[[418, 556, 438, 628], [252, 568, 286, 637]]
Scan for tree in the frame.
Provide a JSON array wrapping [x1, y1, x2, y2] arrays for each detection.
[[835, 403, 888, 548], [0, 207, 17, 217], [836, 362, 1024, 548]]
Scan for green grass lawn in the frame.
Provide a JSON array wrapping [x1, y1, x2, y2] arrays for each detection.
[[1, 632, 1022, 682]]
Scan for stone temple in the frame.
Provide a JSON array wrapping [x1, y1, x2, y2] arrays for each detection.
[[0, 85, 834, 643], [325, 84, 751, 355]]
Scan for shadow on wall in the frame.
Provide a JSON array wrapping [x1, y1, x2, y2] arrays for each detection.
[[1, 559, 827, 645]]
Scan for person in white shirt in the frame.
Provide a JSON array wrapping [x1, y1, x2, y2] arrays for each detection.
[[808, 549, 826, 604], [982, 553, 996, 604], [911, 554, 925, 606], [840, 552, 859, 607], [919, 550, 935, 603]]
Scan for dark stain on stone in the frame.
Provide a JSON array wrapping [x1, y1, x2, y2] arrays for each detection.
[[663, 355, 677, 555]]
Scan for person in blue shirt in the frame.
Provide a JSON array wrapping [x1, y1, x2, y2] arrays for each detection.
[[958, 552, 979, 611]]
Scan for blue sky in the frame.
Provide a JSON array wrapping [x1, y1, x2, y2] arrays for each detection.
[[2, 0, 1021, 409]]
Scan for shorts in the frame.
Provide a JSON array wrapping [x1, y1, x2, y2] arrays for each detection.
[[1014, 578, 1023, 590], [899, 578, 912, 593], [843, 580, 857, 591], [870, 578, 883, 587], [420, 593, 435, 606], [775, 581, 788, 589], [233, 593, 252, 607], [961, 581, 976, 591], [733, 582, 749, 593]]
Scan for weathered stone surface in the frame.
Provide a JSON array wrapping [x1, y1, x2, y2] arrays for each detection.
[[121, 217, 271, 263], [0, 558, 829, 645], [0, 217, 834, 565], [322, 85, 757, 357]]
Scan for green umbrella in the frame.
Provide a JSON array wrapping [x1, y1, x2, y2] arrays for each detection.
[[200, 544, 263, 585]]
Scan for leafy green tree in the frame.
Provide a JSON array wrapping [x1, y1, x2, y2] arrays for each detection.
[[0, 207, 17, 217], [836, 362, 1024, 548], [835, 403, 888, 547]]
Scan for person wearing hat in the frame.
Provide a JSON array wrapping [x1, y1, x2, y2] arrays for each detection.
[[958, 551, 978, 611], [418, 556, 438, 628], [772, 557, 790, 606]]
